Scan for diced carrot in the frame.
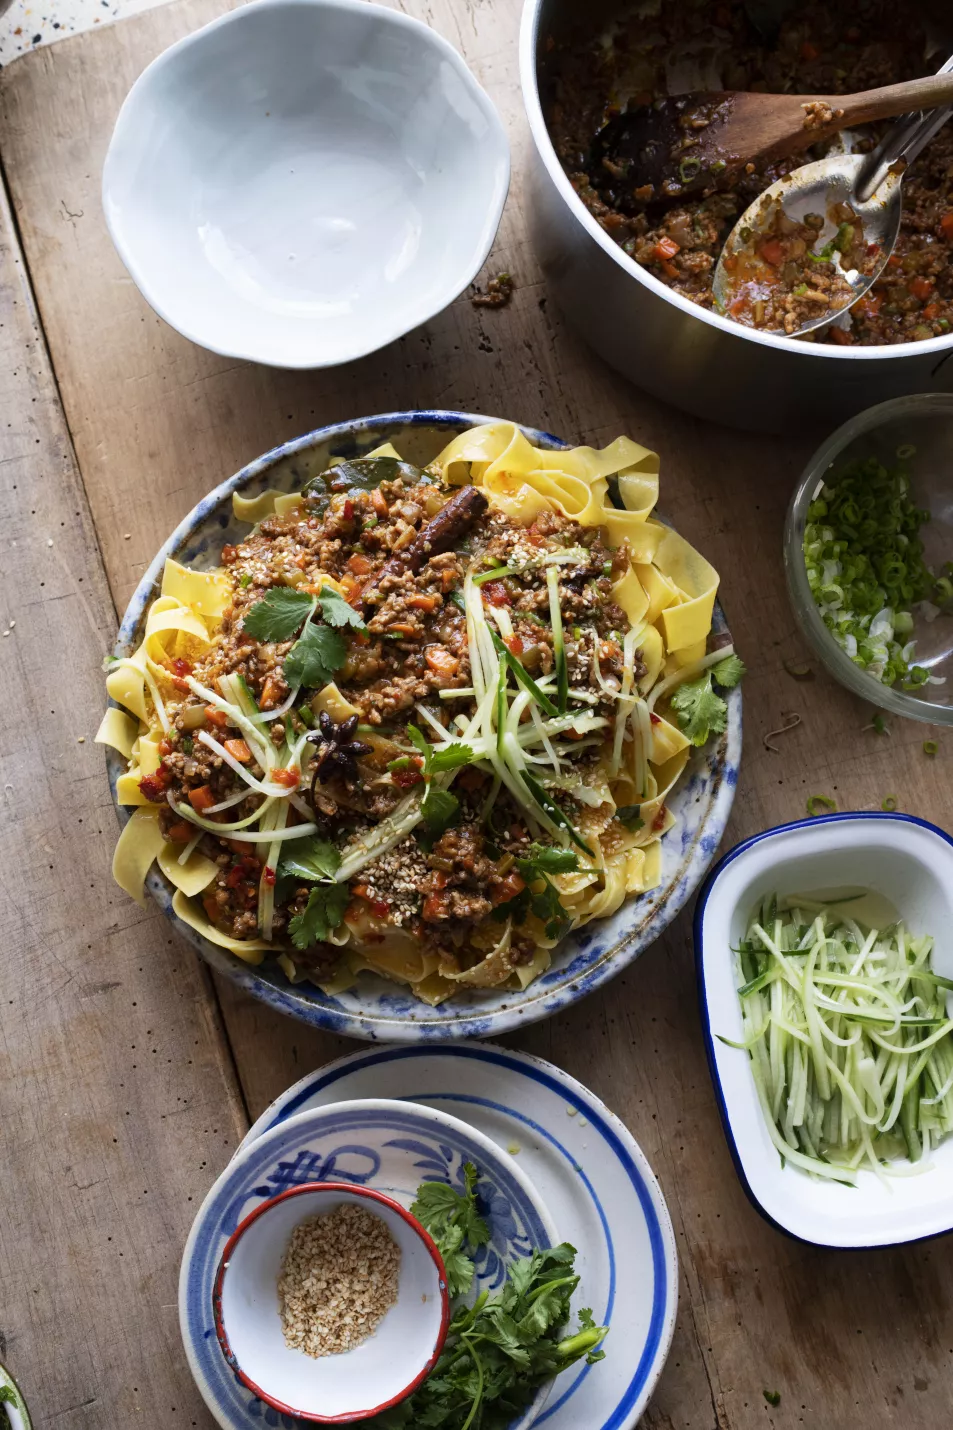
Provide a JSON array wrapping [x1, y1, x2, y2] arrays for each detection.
[[505, 634, 524, 656], [408, 594, 439, 612], [188, 785, 217, 813], [224, 738, 251, 763], [339, 574, 363, 602], [347, 553, 374, 576], [260, 676, 281, 709], [271, 767, 299, 788], [940, 214, 953, 241], [909, 276, 934, 302], [483, 582, 512, 607], [372, 489, 389, 518], [853, 291, 882, 318], [654, 237, 680, 261], [158, 737, 173, 757], [205, 706, 230, 729], [887, 253, 902, 269], [389, 623, 417, 637], [294, 552, 309, 569], [422, 892, 449, 921], [166, 821, 193, 843], [425, 647, 460, 677], [661, 259, 678, 280], [492, 872, 526, 906], [829, 326, 853, 345], [759, 238, 785, 267], [923, 303, 939, 321]]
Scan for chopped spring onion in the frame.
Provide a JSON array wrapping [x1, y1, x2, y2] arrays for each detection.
[[783, 660, 814, 681], [882, 795, 898, 812], [724, 896, 953, 1179], [803, 457, 938, 689], [924, 739, 939, 756], [806, 794, 837, 817]]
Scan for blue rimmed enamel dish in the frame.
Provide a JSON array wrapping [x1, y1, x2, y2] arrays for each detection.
[[696, 810, 953, 1247], [182, 1040, 678, 1430], [105, 409, 741, 1041]]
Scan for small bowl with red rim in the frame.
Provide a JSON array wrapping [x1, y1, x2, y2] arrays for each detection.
[[213, 1181, 450, 1423]]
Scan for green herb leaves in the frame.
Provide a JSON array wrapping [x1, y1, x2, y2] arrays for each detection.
[[615, 805, 645, 830], [327, 455, 423, 493], [671, 654, 746, 748], [494, 843, 579, 940], [405, 726, 474, 837], [288, 882, 350, 949], [412, 1163, 489, 1299], [277, 836, 341, 884], [317, 585, 365, 630], [284, 623, 347, 690], [241, 583, 362, 692], [242, 587, 313, 642]]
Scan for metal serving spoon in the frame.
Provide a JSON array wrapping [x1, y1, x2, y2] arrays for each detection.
[[712, 55, 953, 337]]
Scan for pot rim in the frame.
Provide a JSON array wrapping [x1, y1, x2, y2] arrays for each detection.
[[517, 0, 953, 365]]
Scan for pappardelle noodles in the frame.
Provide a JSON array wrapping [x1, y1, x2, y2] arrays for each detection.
[[98, 423, 741, 1004]]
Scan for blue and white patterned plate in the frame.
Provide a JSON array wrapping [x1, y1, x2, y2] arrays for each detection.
[[180, 1096, 558, 1430], [232, 1041, 679, 1430], [106, 409, 741, 1040]]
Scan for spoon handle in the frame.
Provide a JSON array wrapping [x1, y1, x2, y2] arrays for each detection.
[[855, 53, 953, 204], [832, 71, 953, 128]]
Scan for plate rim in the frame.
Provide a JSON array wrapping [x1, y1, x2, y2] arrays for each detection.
[[105, 407, 741, 1040]]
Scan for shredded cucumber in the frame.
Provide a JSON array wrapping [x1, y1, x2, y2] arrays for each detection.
[[724, 895, 953, 1182]]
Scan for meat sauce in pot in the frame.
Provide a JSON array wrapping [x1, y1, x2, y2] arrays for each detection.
[[545, 0, 953, 345]]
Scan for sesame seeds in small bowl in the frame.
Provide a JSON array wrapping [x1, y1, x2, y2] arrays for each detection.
[[213, 1182, 449, 1423]]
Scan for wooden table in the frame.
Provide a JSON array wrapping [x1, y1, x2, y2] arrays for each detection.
[[0, 2, 950, 1426]]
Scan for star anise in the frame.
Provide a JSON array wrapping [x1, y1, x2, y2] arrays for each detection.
[[307, 712, 370, 793]]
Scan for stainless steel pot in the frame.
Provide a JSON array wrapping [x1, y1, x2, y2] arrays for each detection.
[[519, 0, 953, 433]]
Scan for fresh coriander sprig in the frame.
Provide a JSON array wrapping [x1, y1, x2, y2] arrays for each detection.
[[493, 843, 580, 940], [406, 726, 474, 836], [412, 1162, 489, 1299], [671, 654, 745, 747], [241, 583, 363, 691], [288, 883, 349, 949]]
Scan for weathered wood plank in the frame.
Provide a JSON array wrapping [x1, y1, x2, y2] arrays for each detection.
[[0, 159, 244, 1428], [0, 1, 951, 1427]]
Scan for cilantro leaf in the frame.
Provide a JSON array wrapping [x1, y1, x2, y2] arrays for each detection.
[[615, 805, 644, 830], [242, 587, 314, 642], [288, 883, 349, 949], [406, 725, 474, 775], [711, 653, 746, 688], [277, 836, 341, 883], [412, 1163, 489, 1298], [317, 584, 365, 631], [671, 673, 729, 747], [421, 787, 460, 835], [284, 623, 347, 690]]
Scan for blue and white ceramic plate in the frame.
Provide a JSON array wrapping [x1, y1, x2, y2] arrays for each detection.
[[230, 1041, 679, 1430], [180, 1095, 559, 1430], [106, 410, 741, 1040]]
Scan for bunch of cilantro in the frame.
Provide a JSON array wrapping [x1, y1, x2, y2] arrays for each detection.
[[670, 653, 745, 747], [368, 1164, 607, 1429]]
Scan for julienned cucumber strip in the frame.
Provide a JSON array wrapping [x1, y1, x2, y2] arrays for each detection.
[[490, 630, 559, 718], [728, 897, 953, 1181], [546, 564, 569, 713], [521, 770, 594, 856]]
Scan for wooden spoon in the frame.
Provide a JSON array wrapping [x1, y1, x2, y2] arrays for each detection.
[[590, 72, 953, 212]]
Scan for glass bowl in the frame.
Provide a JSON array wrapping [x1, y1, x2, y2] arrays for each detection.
[[784, 394, 953, 727]]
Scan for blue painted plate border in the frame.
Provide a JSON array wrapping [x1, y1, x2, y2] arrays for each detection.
[[104, 409, 741, 1041]]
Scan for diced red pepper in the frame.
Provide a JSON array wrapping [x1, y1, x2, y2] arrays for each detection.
[[505, 634, 524, 656], [759, 239, 785, 268], [491, 872, 526, 906], [392, 759, 424, 790], [652, 804, 668, 831], [263, 866, 277, 887], [940, 214, 953, 241], [483, 581, 512, 607], [909, 276, 934, 302], [343, 499, 354, 521], [221, 544, 238, 564], [271, 767, 299, 788], [138, 771, 170, 802], [649, 712, 661, 725]]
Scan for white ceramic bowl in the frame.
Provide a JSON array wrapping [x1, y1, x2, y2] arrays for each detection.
[[695, 811, 953, 1247], [102, 0, 510, 368], [214, 1183, 449, 1423]]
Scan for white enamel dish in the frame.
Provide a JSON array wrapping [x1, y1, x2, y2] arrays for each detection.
[[103, 0, 510, 368], [182, 1091, 559, 1430], [103, 410, 741, 1043], [217, 1041, 679, 1429], [696, 811, 953, 1247]]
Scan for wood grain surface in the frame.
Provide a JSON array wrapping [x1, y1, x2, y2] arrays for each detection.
[[1, 1, 951, 1427]]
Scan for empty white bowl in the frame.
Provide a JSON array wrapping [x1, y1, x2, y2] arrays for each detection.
[[214, 1182, 448, 1422], [695, 811, 953, 1247], [102, 0, 510, 368]]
